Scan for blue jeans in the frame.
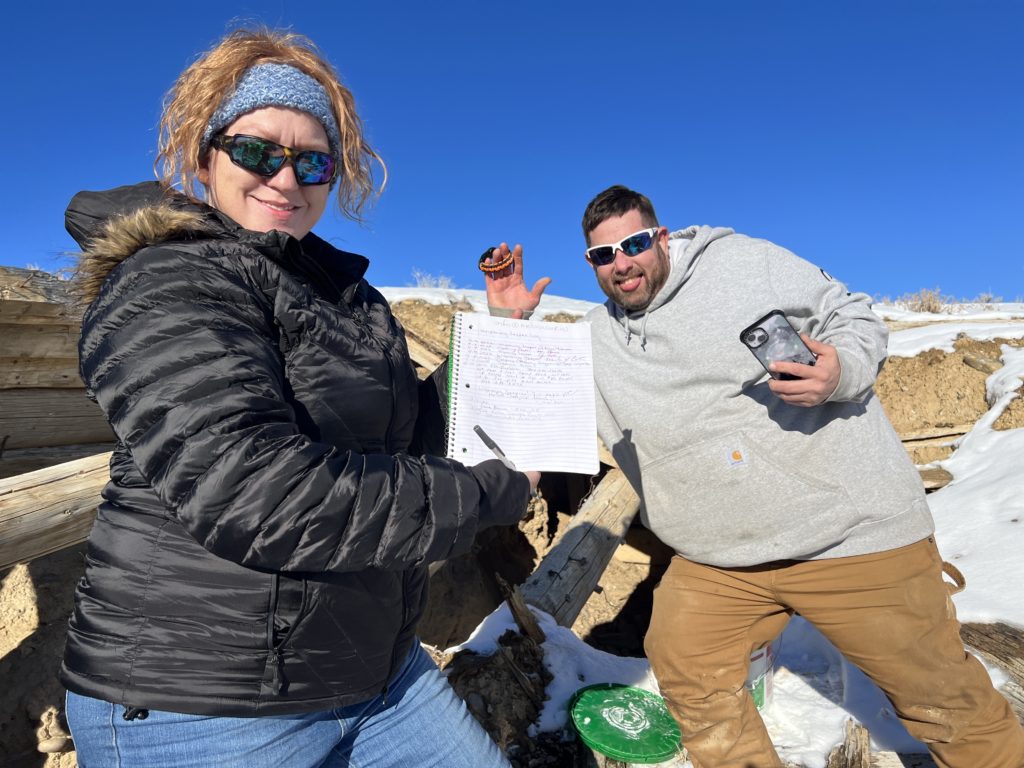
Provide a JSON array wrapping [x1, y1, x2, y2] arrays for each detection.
[[66, 643, 510, 768]]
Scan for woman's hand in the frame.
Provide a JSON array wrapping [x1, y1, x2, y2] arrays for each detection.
[[524, 470, 542, 494], [482, 242, 551, 317]]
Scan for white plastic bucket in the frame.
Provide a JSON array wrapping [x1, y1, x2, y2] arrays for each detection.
[[746, 643, 775, 710]]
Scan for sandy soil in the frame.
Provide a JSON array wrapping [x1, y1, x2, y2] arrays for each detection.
[[2, 302, 1023, 767]]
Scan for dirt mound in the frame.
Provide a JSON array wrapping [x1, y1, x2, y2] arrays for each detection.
[[875, 335, 1024, 463], [0, 547, 81, 768], [3, 301, 1023, 767]]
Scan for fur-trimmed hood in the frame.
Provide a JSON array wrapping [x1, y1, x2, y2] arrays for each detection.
[[67, 181, 370, 310], [67, 182, 216, 307]]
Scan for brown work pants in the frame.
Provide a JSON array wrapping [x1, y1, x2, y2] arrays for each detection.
[[645, 537, 1024, 768]]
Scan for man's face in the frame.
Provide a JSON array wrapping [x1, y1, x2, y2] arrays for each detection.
[[587, 210, 670, 312]]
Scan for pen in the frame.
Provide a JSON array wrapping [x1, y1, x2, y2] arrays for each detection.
[[473, 425, 517, 470]]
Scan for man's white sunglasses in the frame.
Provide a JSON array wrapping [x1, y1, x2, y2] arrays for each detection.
[[585, 227, 659, 266]]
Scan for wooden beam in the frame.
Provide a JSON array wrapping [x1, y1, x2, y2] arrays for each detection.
[[0, 452, 110, 571], [0, 322, 80, 359], [0, 442, 115, 480], [0, 357, 82, 388], [826, 720, 870, 768], [520, 469, 640, 627], [0, 389, 113, 449], [405, 334, 444, 375], [870, 754, 936, 767], [0, 298, 78, 324], [961, 622, 1024, 721], [897, 424, 974, 443]]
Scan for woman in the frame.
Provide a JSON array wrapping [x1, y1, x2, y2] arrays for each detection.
[[62, 28, 535, 768]]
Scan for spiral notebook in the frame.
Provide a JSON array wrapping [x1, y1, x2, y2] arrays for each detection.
[[446, 312, 598, 474]]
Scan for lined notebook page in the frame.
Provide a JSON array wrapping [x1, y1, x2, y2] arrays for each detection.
[[446, 312, 598, 474]]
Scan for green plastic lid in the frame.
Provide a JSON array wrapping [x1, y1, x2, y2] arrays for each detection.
[[569, 683, 682, 763]]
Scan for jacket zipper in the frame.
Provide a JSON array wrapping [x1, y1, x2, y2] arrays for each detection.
[[266, 574, 308, 695], [380, 568, 418, 706], [350, 304, 398, 452]]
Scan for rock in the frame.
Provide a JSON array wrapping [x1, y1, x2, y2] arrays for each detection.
[[962, 353, 1002, 375], [918, 466, 953, 491], [37, 735, 69, 753]]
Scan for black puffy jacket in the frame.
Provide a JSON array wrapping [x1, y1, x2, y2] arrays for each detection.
[[60, 182, 528, 716]]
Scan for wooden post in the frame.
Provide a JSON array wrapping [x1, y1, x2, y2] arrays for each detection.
[[961, 622, 1024, 721], [826, 720, 870, 768], [520, 469, 640, 627]]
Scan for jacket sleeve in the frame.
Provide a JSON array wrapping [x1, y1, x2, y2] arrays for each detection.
[[79, 245, 529, 574], [764, 244, 888, 403]]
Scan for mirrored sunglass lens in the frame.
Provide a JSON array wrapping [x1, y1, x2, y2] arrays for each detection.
[[295, 152, 335, 184], [588, 247, 615, 265], [622, 232, 653, 256], [230, 138, 283, 176]]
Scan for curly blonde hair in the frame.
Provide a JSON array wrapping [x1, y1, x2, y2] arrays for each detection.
[[157, 28, 385, 221]]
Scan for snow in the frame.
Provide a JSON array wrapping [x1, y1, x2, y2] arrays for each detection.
[[886, 322, 1024, 358], [417, 289, 1024, 766], [379, 286, 601, 320]]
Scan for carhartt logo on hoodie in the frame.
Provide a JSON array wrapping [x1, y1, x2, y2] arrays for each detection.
[[728, 449, 746, 467]]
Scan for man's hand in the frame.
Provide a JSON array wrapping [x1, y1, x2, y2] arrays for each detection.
[[482, 242, 552, 317], [768, 335, 841, 407]]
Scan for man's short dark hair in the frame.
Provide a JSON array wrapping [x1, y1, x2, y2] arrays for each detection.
[[581, 185, 659, 244]]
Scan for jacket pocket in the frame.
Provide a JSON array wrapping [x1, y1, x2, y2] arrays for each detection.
[[264, 574, 309, 695]]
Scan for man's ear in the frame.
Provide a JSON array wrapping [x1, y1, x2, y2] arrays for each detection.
[[197, 166, 210, 185]]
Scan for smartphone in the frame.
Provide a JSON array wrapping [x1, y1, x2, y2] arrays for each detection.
[[740, 310, 816, 380]]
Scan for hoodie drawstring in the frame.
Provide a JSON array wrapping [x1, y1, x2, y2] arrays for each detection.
[[616, 304, 651, 350]]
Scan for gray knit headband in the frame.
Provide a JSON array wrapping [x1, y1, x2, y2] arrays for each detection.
[[202, 62, 342, 164]]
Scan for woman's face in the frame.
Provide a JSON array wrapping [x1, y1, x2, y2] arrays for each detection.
[[199, 106, 331, 240]]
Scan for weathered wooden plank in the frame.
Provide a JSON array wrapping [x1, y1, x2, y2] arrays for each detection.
[[0, 322, 80, 358], [870, 754, 936, 767], [520, 469, 640, 627], [897, 424, 973, 443], [405, 334, 444, 375], [0, 357, 82, 388], [0, 389, 113, 449], [0, 298, 78, 324], [961, 622, 1024, 721], [826, 720, 870, 768], [0, 452, 110, 570], [0, 442, 115, 479]]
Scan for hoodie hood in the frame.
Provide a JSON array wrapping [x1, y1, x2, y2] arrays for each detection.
[[612, 224, 735, 348]]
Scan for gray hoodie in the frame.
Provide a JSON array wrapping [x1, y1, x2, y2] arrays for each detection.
[[586, 226, 934, 567]]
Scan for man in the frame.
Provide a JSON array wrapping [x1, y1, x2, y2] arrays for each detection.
[[483, 185, 1024, 767]]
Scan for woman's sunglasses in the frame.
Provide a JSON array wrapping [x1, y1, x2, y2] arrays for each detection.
[[585, 227, 660, 266], [210, 134, 337, 186]]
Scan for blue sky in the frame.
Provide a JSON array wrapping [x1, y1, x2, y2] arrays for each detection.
[[6, 1, 1022, 304]]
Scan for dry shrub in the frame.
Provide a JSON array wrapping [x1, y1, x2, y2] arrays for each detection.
[[896, 287, 954, 314]]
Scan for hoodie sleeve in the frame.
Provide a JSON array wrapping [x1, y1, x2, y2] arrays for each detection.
[[764, 244, 888, 403], [79, 244, 529, 574]]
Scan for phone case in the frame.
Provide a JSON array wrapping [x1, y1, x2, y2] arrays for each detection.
[[740, 310, 816, 380]]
